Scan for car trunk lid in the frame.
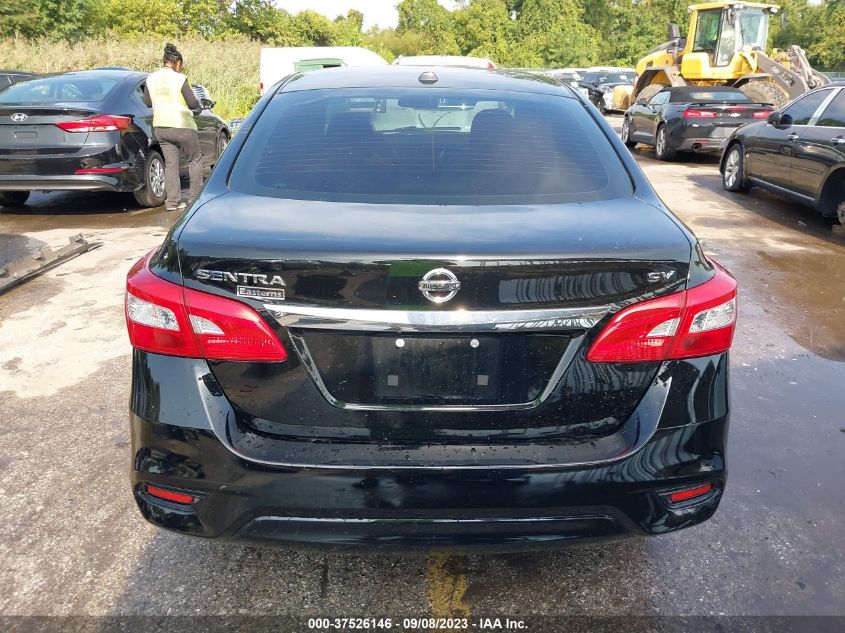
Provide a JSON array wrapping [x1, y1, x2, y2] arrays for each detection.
[[168, 192, 692, 443]]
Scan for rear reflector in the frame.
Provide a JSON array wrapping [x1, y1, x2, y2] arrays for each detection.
[[753, 110, 774, 118], [684, 109, 718, 118], [145, 484, 195, 505], [586, 260, 737, 363], [75, 167, 125, 174], [56, 115, 132, 133], [667, 483, 713, 503], [125, 252, 287, 362]]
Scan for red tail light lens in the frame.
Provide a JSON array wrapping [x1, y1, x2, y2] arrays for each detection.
[[125, 253, 287, 362], [683, 109, 718, 118], [667, 483, 713, 504], [587, 261, 737, 363], [75, 167, 125, 174], [753, 110, 774, 118], [56, 115, 132, 132], [145, 484, 195, 505]]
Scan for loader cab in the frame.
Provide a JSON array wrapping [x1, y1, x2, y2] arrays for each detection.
[[682, 2, 777, 77]]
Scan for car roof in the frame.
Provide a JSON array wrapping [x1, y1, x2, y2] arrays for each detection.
[[277, 66, 575, 97], [585, 67, 635, 72], [25, 69, 146, 82]]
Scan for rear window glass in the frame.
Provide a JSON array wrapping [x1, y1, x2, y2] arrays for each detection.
[[0, 76, 119, 103], [671, 90, 752, 102], [230, 88, 632, 205]]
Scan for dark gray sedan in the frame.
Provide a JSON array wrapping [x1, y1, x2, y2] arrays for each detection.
[[622, 86, 774, 161]]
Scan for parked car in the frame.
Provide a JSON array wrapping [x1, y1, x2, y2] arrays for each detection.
[[721, 82, 845, 223], [125, 66, 737, 549], [393, 55, 497, 69], [0, 70, 35, 90], [542, 68, 583, 88], [259, 46, 387, 95], [579, 66, 636, 113], [622, 86, 774, 160], [0, 69, 229, 208]]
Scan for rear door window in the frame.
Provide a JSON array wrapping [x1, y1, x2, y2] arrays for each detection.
[[229, 88, 632, 205], [783, 89, 833, 126], [815, 90, 845, 128], [0, 75, 120, 104]]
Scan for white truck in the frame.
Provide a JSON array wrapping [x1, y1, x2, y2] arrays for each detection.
[[259, 46, 388, 94]]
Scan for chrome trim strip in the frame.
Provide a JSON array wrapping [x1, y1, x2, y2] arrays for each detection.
[[288, 332, 584, 412], [265, 304, 609, 333]]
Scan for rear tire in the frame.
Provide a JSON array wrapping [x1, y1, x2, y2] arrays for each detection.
[[739, 81, 788, 108], [654, 124, 676, 161], [621, 117, 637, 148], [836, 199, 845, 225], [0, 191, 30, 207], [133, 149, 166, 208], [722, 144, 750, 192]]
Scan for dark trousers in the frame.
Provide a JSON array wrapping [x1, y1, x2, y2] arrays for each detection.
[[155, 127, 202, 208]]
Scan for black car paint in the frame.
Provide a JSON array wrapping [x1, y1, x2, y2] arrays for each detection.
[[130, 67, 728, 548], [625, 88, 773, 155], [720, 84, 845, 217], [0, 70, 229, 198], [0, 70, 35, 89]]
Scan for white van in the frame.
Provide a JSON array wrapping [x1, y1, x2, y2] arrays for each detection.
[[259, 47, 388, 94]]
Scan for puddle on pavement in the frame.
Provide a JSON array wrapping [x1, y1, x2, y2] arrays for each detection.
[[0, 191, 178, 232]]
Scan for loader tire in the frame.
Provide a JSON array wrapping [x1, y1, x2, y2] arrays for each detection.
[[739, 81, 788, 108]]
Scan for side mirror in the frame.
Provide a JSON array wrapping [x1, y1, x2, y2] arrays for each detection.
[[768, 112, 790, 126], [636, 98, 648, 106], [668, 22, 680, 42], [200, 97, 215, 110]]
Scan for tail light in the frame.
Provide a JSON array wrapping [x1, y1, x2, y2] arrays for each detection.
[[665, 483, 714, 504], [144, 484, 195, 505], [587, 261, 736, 363], [684, 109, 718, 119], [55, 115, 132, 132], [75, 167, 125, 174], [125, 252, 287, 362], [753, 110, 774, 118], [486, 61, 496, 69], [259, 82, 263, 91]]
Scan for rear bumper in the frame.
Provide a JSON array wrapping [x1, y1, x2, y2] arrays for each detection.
[[0, 172, 136, 192], [130, 349, 729, 550], [671, 123, 741, 153], [132, 414, 726, 550]]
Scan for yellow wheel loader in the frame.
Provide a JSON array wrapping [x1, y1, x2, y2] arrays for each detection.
[[612, 2, 829, 110]]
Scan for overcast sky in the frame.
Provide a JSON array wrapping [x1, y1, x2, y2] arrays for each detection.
[[274, 1, 460, 30]]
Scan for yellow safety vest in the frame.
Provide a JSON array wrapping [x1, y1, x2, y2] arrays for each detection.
[[146, 67, 197, 131]]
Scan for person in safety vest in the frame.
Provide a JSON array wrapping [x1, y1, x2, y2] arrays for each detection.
[[143, 43, 203, 211]]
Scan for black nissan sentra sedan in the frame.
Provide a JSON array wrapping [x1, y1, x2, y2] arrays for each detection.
[[0, 70, 229, 208], [125, 67, 737, 549]]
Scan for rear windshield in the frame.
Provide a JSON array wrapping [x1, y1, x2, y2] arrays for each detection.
[[0, 76, 120, 104], [229, 88, 632, 204], [671, 90, 753, 103]]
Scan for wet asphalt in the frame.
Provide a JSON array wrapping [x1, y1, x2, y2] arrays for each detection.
[[0, 118, 843, 621]]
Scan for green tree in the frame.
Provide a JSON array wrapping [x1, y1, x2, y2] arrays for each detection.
[[397, 0, 460, 54], [104, 0, 181, 37]]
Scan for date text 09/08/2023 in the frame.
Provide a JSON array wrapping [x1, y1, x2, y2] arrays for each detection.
[[307, 617, 528, 630]]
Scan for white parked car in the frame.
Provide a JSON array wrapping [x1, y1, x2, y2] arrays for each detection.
[[392, 55, 497, 69], [259, 47, 388, 94]]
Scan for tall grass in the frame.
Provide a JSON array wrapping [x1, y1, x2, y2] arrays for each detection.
[[0, 35, 262, 120]]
